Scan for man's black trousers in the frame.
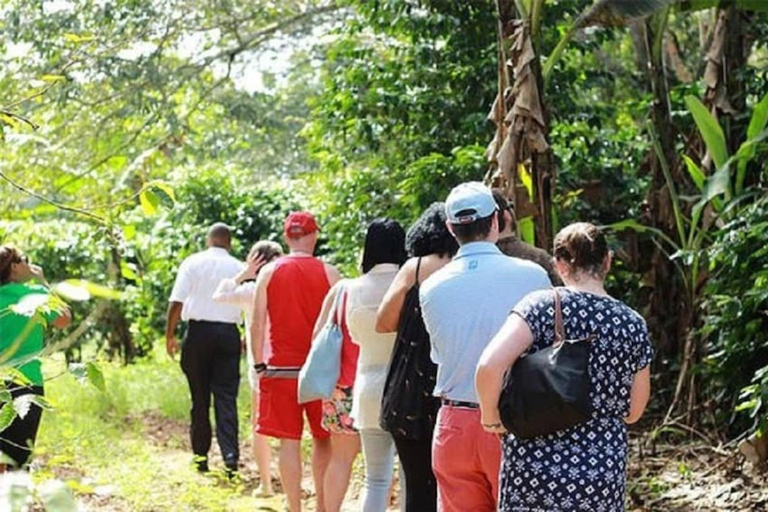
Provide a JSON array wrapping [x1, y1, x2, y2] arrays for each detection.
[[180, 320, 241, 466]]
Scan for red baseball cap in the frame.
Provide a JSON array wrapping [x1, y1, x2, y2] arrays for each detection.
[[283, 211, 319, 239]]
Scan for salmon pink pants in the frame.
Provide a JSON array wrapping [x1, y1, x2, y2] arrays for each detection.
[[431, 405, 501, 512]]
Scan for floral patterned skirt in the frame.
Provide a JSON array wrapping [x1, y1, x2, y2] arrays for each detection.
[[322, 386, 357, 435]]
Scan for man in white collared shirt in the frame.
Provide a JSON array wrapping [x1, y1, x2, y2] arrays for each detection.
[[166, 223, 244, 475]]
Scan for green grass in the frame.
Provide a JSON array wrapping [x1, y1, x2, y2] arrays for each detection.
[[32, 349, 282, 511]]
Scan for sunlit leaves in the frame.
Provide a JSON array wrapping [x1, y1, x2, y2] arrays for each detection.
[[139, 189, 160, 215], [0, 402, 16, 432], [69, 361, 106, 392], [54, 280, 123, 301]]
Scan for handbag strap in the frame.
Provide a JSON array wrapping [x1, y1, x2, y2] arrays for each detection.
[[553, 287, 565, 347], [414, 257, 422, 286], [330, 282, 346, 326]]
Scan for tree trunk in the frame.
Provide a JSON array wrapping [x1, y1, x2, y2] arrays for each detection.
[[106, 242, 136, 364], [486, 0, 555, 249], [641, 16, 686, 364], [703, 7, 751, 154]]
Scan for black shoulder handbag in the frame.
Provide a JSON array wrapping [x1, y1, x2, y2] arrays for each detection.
[[498, 288, 593, 439], [380, 259, 440, 440]]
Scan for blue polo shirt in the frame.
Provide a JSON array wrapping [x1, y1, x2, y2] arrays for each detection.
[[420, 241, 550, 403]]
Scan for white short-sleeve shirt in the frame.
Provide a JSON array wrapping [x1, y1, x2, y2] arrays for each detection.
[[169, 247, 244, 323]]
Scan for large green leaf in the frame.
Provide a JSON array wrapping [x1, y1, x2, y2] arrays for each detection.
[[747, 92, 768, 141], [682, 155, 706, 192], [69, 362, 106, 392], [685, 95, 729, 171], [0, 402, 17, 433], [702, 165, 732, 203], [607, 219, 678, 249], [517, 216, 536, 245], [735, 127, 768, 193], [139, 189, 160, 216]]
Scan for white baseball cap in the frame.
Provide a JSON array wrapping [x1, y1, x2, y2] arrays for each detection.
[[445, 182, 498, 224]]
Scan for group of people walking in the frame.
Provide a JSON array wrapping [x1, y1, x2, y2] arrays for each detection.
[[164, 181, 653, 512], [0, 177, 652, 511]]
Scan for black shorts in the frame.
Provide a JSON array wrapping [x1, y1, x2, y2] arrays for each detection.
[[0, 384, 44, 468]]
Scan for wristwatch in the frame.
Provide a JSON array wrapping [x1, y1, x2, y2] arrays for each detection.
[[252, 363, 267, 375]]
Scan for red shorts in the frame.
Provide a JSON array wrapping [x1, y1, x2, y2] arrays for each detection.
[[257, 377, 330, 441]]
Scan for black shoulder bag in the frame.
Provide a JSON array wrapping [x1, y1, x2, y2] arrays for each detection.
[[380, 258, 440, 440], [498, 288, 593, 439]]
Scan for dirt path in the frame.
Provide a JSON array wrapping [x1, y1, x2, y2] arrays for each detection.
[[40, 412, 400, 511], [626, 437, 768, 511], [38, 412, 766, 511]]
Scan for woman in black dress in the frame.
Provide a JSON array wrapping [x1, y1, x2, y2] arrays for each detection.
[[375, 203, 458, 512]]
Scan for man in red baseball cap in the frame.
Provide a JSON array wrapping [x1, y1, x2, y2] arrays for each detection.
[[250, 211, 339, 511], [283, 211, 320, 239]]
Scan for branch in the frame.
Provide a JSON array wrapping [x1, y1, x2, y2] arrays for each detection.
[[0, 171, 108, 224], [202, 4, 341, 64], [0, 59, 79, 112], [0, 110, 39, 130]]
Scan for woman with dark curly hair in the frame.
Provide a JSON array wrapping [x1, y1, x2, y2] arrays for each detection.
[[0, 245, 70, 471], [375, 202, 458, 512]]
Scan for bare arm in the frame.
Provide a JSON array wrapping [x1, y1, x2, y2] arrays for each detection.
[[212, 279, 255, 309], [475, 314, 535, 432], [312, 283, 342, 340], [165, 301, 183, 358], [324, 263, 341, 287], [249, 264, 274, 365], [376, 259, 416, 333], [625, 366, 651, 424]]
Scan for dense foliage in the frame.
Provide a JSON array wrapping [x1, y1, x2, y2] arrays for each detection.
[[701, 198, 768, 435]]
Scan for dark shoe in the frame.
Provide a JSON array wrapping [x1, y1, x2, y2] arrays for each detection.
[[224, 459, 238, 480], [193, 455, 209, 473]]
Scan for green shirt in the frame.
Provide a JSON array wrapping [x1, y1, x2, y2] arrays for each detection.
[[0, 282, 59, 386]]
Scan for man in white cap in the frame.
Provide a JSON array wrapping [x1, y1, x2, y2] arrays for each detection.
[[419, 182, 550, 512]]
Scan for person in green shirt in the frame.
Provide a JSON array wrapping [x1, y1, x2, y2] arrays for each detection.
[[0, 245, 70, 470]]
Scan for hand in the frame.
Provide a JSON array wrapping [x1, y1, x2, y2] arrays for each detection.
[[330, 387, 346, 401], [166, 335, 180, 360], [29, 264, 45, 282], [19, 263, 46, 285], [481, 412, 507, 435], [237, 253, 267, 283]]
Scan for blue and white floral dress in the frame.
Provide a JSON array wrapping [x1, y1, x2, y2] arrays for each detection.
[[499, 288, 654, 512]]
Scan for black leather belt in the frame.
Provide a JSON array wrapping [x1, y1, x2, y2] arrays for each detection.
[[189, 319, 237, 326], [441, 398, 479, 409]]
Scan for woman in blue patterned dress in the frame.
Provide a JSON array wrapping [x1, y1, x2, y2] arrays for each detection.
[[476, 222, 653, 512]]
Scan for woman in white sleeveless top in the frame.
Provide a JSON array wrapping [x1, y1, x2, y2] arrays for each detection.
[[344, 218, 407, 511]]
